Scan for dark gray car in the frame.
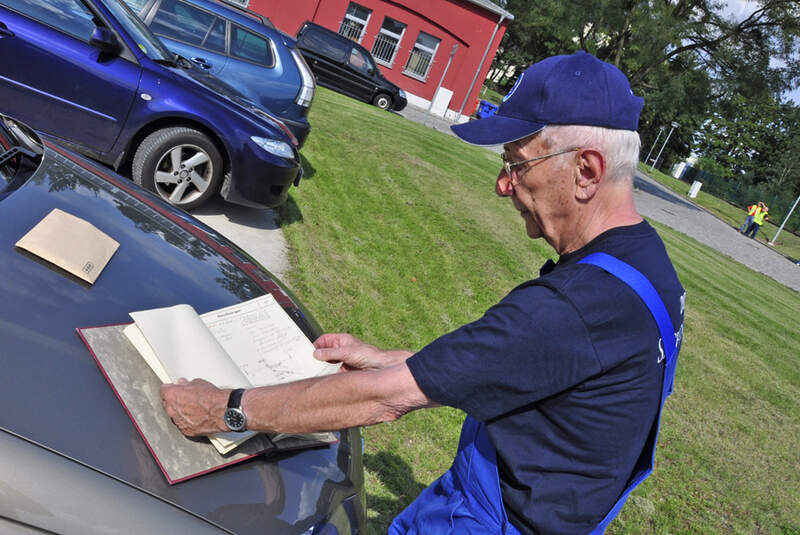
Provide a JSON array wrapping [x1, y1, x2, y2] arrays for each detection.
[[0, 116, 366, 534]]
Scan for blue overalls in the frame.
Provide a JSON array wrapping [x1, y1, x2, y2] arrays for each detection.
[[389, 253, 680, 535]]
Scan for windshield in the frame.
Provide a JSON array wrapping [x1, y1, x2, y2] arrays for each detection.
[[102, 0, 174, 61]]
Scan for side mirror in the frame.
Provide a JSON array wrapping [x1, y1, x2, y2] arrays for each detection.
[[90, 27, 120, 55]]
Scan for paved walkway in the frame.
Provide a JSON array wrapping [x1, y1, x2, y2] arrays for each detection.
[[193, 197, 290, 281], [398, 104, 800, 293], [632, 173, 800, 292]]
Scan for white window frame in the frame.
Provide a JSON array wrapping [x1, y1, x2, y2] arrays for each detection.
[[339, 2, 371, 43], [371, 17, 406, 68], [403, 32, 440, 82]]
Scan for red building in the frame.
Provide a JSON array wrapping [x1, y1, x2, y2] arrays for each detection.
[[245, 0, 513, 121]]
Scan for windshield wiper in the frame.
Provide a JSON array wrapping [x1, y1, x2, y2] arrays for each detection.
[[174, 54, 194, 69], [154, 54, 192, 69], [153, 52, 179, 67], [153, 57, 177, 67]]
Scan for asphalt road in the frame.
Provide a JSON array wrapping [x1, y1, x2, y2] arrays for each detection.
[[192, 104, 800, 294]]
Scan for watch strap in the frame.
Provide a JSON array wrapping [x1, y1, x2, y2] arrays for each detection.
[[227, 388, 246, 409]]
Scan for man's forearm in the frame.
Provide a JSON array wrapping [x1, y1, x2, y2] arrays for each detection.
[[242, 363, 431, 434], [172, 361, 433, 436]]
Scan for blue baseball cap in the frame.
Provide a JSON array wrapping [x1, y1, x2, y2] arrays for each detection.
[[451, 51, 644, 146]]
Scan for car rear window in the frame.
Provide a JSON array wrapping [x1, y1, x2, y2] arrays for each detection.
[[230, 24, 274, 67], [300, 27, 347, 63]]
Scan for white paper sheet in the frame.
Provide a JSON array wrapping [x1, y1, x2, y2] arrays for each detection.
[[200, 294, 340, 386], [129, 304, 250, 388]]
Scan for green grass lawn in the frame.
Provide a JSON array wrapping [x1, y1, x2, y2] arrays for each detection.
[[479, 85, 505, 106], [278, 87, 800, 534], [639, 164, 800, 261]]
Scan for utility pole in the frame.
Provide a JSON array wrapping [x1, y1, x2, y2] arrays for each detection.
[[651, 122, 679, 171], [768, 192, 800, 246], [644, 126, 664, 166], [424, 44, 458, 126]]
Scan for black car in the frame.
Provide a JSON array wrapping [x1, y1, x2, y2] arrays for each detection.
[[296, 21, 407, 112], [0, 115, 366, 534]]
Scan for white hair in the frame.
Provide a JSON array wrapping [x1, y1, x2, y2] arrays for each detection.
[[539, 125, 641, 184]]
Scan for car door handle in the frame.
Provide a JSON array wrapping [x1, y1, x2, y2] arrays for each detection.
[[0, 22, 15, 37], [191, 57, 212, 69]]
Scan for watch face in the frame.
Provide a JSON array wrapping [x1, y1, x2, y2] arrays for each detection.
[[224, 408, 246, 431]]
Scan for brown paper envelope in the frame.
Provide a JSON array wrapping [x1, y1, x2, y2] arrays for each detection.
[[16, 208, 119, 284]]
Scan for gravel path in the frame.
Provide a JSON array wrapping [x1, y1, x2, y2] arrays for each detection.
[[398, 105, 800, 293], [633, 172, 800, 292]]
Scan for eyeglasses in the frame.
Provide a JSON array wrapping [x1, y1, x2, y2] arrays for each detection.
[[501, 148, 582, 179]]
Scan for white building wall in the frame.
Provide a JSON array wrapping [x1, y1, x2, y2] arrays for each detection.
[[405, 91, 470, 123]]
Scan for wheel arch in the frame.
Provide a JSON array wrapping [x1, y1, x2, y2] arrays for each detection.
[[120, 117, 231, 176]]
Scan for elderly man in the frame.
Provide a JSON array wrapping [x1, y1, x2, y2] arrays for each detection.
[[163, 51, 685, 535]]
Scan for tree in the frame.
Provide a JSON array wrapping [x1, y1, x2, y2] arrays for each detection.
[[492, 0, 800, 167]]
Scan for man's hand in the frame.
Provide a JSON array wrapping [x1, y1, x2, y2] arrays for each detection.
[[161, 378, 229, 437], [313, 333, 412, 372]]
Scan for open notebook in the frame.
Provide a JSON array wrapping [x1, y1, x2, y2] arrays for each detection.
[[78, 293, 340, 483]]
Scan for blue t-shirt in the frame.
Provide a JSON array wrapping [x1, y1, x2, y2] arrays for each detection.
[[406, 221, 685, 535]]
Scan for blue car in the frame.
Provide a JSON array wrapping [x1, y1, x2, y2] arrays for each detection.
[[0, 0, 302, 209], [124, 0, 315, 147]]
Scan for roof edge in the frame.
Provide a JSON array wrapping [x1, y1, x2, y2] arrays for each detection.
[[464, 0, 514, 21]]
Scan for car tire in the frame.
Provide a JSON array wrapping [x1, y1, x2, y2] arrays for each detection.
[[132, 127, 223, 210], [373, 93, 393, 110]]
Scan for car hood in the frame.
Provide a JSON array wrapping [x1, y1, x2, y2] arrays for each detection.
[[0, 141, 362, 533], [171, 58, 247, 102], [162, 58, 287, 132]]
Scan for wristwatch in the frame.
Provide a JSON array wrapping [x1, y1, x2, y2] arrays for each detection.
[[223, 388, 247, 432]]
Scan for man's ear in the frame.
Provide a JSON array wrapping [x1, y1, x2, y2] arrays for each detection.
[[574, 149, 605, 201]]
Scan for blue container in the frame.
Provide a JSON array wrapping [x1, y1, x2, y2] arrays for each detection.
[[476, 100, 499, 118]]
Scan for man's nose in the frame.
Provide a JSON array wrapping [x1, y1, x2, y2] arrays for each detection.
[[496, 169, 514, 197]]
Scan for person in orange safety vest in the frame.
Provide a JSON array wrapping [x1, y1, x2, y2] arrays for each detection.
[[739, 202, 764, 233], [744, 203, 769, 239]]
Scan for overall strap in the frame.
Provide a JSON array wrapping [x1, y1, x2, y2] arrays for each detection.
[[578, 253, 677, 393], [577, 253, 678, 534]]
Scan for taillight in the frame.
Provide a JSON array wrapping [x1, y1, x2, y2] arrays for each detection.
[[291, 48, 316, 108]]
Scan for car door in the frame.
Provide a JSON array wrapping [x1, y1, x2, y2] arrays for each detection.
[[225, 22, 292, 113], [0, 0, 140, 155], [342, 45, 378, 102], [137, 0, 227, 76]]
